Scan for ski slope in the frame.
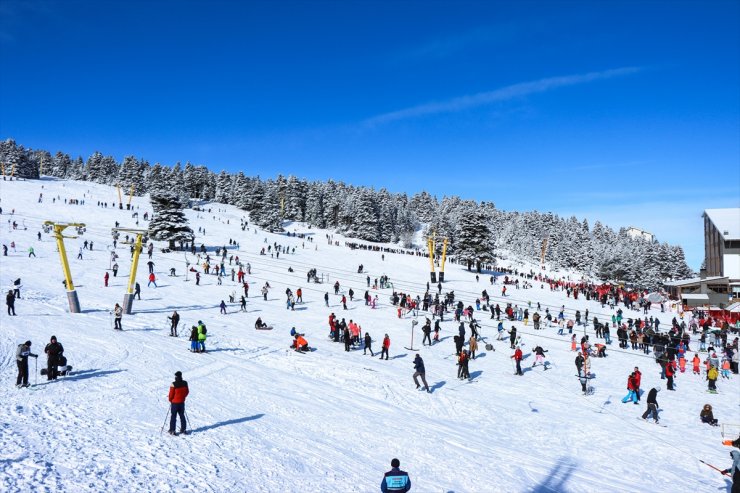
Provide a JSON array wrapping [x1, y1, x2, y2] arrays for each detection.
[[1, 178, 737, 493]]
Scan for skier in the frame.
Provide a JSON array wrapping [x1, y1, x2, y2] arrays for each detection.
[[364, 332, 374, 356], [16, 340, 37, 387], [167, 371, 189, 435], [220, 300, 227, 315], [511, 346, 523, 375], [168, 310, 180, 337], [147, 260, 155, 274], [6, 290, 16, 316], [134, 282, 141, 300], [114, 303, 123, 330], [240, 296, 247, 312], [380, 334, 390, 360], [341, 294, 347, 310], [412, 354, 430, 392], [148, 272, 157, 288], [28, 246, 35, 258], [641, 387, 660, 424], [381, 458, 411, 493], [531, 345, 548, 368], [112, 263, 119, 277], [44, 335, 64, 381], [708, 365, 719, 392]]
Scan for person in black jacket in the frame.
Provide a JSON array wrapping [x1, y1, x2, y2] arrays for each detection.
[[6, 290, 16, 316], [412, 354, 429, 392], [44, 336, 63, 381], [422, 320, 432, 346], [364, 332, 374, 356], [168, 311, 180, 337], [16, 340, 37, 387], [642, 387, 660, 423]]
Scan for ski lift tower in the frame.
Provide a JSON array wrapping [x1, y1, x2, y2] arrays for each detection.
[[438, 237, 449, 282], [43, 221, 86, 313], [427, 235, 437, 283], [113, 227, 149, 314]]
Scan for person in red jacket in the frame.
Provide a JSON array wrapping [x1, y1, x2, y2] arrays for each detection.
[[168, 371, 189, 435], [666, 361, 675, 391], [104, 271, 109, 287], [380, 334, 390, 360], [511, 346, 523, 375], [621, 372, 639, 404], [633, 367, 642, 401]]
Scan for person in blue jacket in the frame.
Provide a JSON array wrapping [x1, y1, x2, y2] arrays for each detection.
[[381, 458, 411, 492]]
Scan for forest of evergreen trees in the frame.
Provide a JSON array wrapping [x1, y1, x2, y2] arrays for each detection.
[[0, 138, 693, 288]]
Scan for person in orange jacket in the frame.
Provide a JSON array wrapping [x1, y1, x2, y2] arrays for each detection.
[[511, 346, 523, 375], [692, 354, 701, 374], [168, 371, 189, 435], [679, 356, 687, 373], [294, 334, 309, 352]]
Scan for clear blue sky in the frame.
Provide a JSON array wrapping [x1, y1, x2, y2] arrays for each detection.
[[1, 0, 739, 269]]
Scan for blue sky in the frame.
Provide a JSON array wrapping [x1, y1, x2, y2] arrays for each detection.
[[1, 0, 738, 269]]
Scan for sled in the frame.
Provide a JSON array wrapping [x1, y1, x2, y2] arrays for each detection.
[[255, 326, 274, 330]]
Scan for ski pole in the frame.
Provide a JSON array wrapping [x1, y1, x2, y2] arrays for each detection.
[[184, 409, 192, 431], [699, 460, 730, 476], [34, 357, 38, 386], [160, 407, 170, 435]]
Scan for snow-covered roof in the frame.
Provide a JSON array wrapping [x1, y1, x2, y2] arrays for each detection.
[[663, 276, 728, 287], [725, 302, 740, 312], [681, 293, 710, 300], [704, 208, 740, 240]]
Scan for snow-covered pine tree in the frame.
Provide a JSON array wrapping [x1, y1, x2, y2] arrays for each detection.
[[305, 181, 326, 228], [254, 181, 283, 232], [0, 139, 38, 179], [51, 152, 71, 178], [454, 204, 494, 272], [148, 192, 195, 250], [353, 188, 380, 241], [215, 171, 234, 204]]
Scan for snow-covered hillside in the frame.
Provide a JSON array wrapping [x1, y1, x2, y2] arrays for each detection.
[[1, 178, 737, 493]]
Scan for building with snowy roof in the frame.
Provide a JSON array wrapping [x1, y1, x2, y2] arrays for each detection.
[[703, 208, 740, 298]]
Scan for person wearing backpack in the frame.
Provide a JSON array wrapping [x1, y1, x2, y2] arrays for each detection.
[[197, 321, 207, 352]]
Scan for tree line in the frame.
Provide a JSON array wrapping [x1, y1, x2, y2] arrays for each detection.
[[0, 138, 693, 288]]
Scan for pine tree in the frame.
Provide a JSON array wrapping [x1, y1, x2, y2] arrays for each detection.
[[454, 204, 494, 272], [148, 193, 194, 250]]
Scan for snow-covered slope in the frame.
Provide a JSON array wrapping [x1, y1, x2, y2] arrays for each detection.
[[0, 178, 737, 493]]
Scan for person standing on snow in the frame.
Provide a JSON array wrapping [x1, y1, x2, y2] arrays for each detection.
[[134, 282, 141, 300], [44, 335, 64, 381], [412, 354, 430, 392], [6, 290, 16, 316], [720, 450, 740, 491], [189, 326, 199, 352], [621, 372, 639, 404], [642, 387, 660, 423], [511, 346, 523, 375], [381, 458, 411, 493], [197, 321, 207, 352], [220, 300, 227, 315], [16, 340, 37, 387], [168, 371, 189, 435], [380, 334, 390, 360], [104, 271, 109, 287], [114, 303, 123, 330], [168, 310, 180, 337], [364, 332, 374, 356]]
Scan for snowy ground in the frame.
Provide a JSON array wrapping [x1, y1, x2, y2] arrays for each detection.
[[1, 178, 737, 493]]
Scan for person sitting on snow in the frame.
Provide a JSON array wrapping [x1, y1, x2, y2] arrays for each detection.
[[255, 317, 268, 329], [293, 334, 309, 352]]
